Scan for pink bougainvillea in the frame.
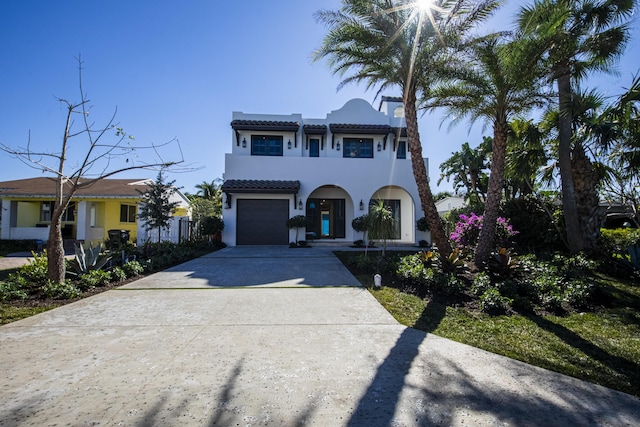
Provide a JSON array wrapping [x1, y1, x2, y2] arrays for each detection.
[[450, 212, 518, 251]]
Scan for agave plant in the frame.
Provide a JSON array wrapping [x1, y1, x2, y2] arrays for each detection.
[[70, 242, 112, 276]]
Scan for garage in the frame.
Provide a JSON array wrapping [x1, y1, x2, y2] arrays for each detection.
[[236, 199, 290, 245]]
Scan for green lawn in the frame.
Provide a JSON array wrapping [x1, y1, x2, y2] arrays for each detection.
[[349, 269, 640, 397], [1, 305, 56, 325]]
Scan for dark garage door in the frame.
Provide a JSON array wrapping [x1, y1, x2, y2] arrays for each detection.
[[237, 199, 289, 245]]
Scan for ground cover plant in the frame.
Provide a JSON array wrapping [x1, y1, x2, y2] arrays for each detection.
[[0, 239, 223, 325], [334, 249, 640, 397]]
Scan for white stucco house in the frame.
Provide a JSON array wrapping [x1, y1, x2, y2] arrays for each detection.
[[221, 97, 431, 246], [435, 196, 466, 216]]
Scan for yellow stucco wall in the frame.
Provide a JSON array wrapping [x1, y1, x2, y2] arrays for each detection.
[[103, 198, 139, 242], [6, 195, 189, 245], [16, 201, 41, 227]]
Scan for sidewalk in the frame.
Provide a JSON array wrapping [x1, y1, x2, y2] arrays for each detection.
[[0, 252, 36, 271], [1, 246, 639, 426]]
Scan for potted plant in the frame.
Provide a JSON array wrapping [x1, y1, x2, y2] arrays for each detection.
[[286, 215, 310, 247]]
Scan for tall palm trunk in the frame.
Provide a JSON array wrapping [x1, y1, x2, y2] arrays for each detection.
[[475, 119, 508, 266], [404, 91, 452, 257], [572, 143, 600, 251], [557, 71, 585, 253]]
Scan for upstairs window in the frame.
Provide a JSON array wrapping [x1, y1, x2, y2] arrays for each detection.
[[251, 135, 283, 156], [120, 204, 137, 223], [343, 138, 373, 158], [397, 141, 407, 159]]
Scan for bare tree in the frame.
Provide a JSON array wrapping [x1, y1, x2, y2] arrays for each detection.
[[0, 57, 185, 283]]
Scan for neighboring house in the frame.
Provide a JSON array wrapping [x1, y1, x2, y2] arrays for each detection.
[[221, 97, 430, 246], [0, 177, 190, 247], [435, 196, 466, 217]]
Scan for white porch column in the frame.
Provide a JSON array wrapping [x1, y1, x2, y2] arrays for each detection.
[[76, 201, 88, 241]]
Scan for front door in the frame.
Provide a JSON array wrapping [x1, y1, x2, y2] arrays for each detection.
[[306, 199, 345, 239]]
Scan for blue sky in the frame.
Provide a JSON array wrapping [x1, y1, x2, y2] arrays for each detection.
[[1, 0, 638, 195]]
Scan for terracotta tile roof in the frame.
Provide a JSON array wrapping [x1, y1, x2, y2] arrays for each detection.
[[221, 180, 300, 194], [329, 123, 392, 134], [231, 120, 300, 131], [302, 124, 327, 134], [0, 177, 152, 198]]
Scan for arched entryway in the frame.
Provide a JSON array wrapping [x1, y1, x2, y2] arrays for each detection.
[[305, 185, 353, 241], [369, 185, 416, 244]]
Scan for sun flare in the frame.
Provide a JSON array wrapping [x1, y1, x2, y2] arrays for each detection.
[[415, 0, 435, 12]]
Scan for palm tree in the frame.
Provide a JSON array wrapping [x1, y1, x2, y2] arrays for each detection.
[[195, 179, 220, 200], [517, 0, 636, 253], [598, 74, 640, 225], [504, 118, 549, 199], [438, 139, 490, 204], [367, 200, 397, 257], [425, 34, 546, 266], [314, 0, 499, 259]]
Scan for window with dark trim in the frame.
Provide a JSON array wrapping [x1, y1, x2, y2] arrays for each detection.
[[396, 141, 407, 159], [120, 204, 136, 223], [40, 201, 53, 222], [40, 201, 76, 222], [251, 135, 283, 156], [343, 138, 373, 158], [61, 202, 76, 221]]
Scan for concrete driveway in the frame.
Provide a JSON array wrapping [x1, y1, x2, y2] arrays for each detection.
[[1, 246, 639, 426]]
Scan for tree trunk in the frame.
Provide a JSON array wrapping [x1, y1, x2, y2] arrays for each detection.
[[47, 211, 66, 283], [404, 90, 452, 258], [475, 120, 508, 266], [557, 72, 585, 253], [572, 143, 600, 251]]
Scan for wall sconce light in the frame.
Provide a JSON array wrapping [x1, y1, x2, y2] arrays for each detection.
[[224, 194, 232, 209], [336, 142, 341, 151], [359, 200, 364, 210], [288, 140, 292, 149], [298, 200, 303, 210], [377, 142, 382, 151], [242, 138, 247, 148]]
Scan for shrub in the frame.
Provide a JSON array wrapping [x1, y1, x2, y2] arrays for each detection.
[[41, 280, 82, 299], [502, 195, 565, 254], [601, 228, 640, 254], [479, 288, 512, 313], [20, 251, 49, 286], [396, 254, 431, 285], [563, 279, 596, 308], [123, 260, 144, 277], [110, 267, 127, 282], [78, 270, 112, 290], [471, 272, 491, 296], [0, 276, 29, 301], [450, 213, 518, 252]]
